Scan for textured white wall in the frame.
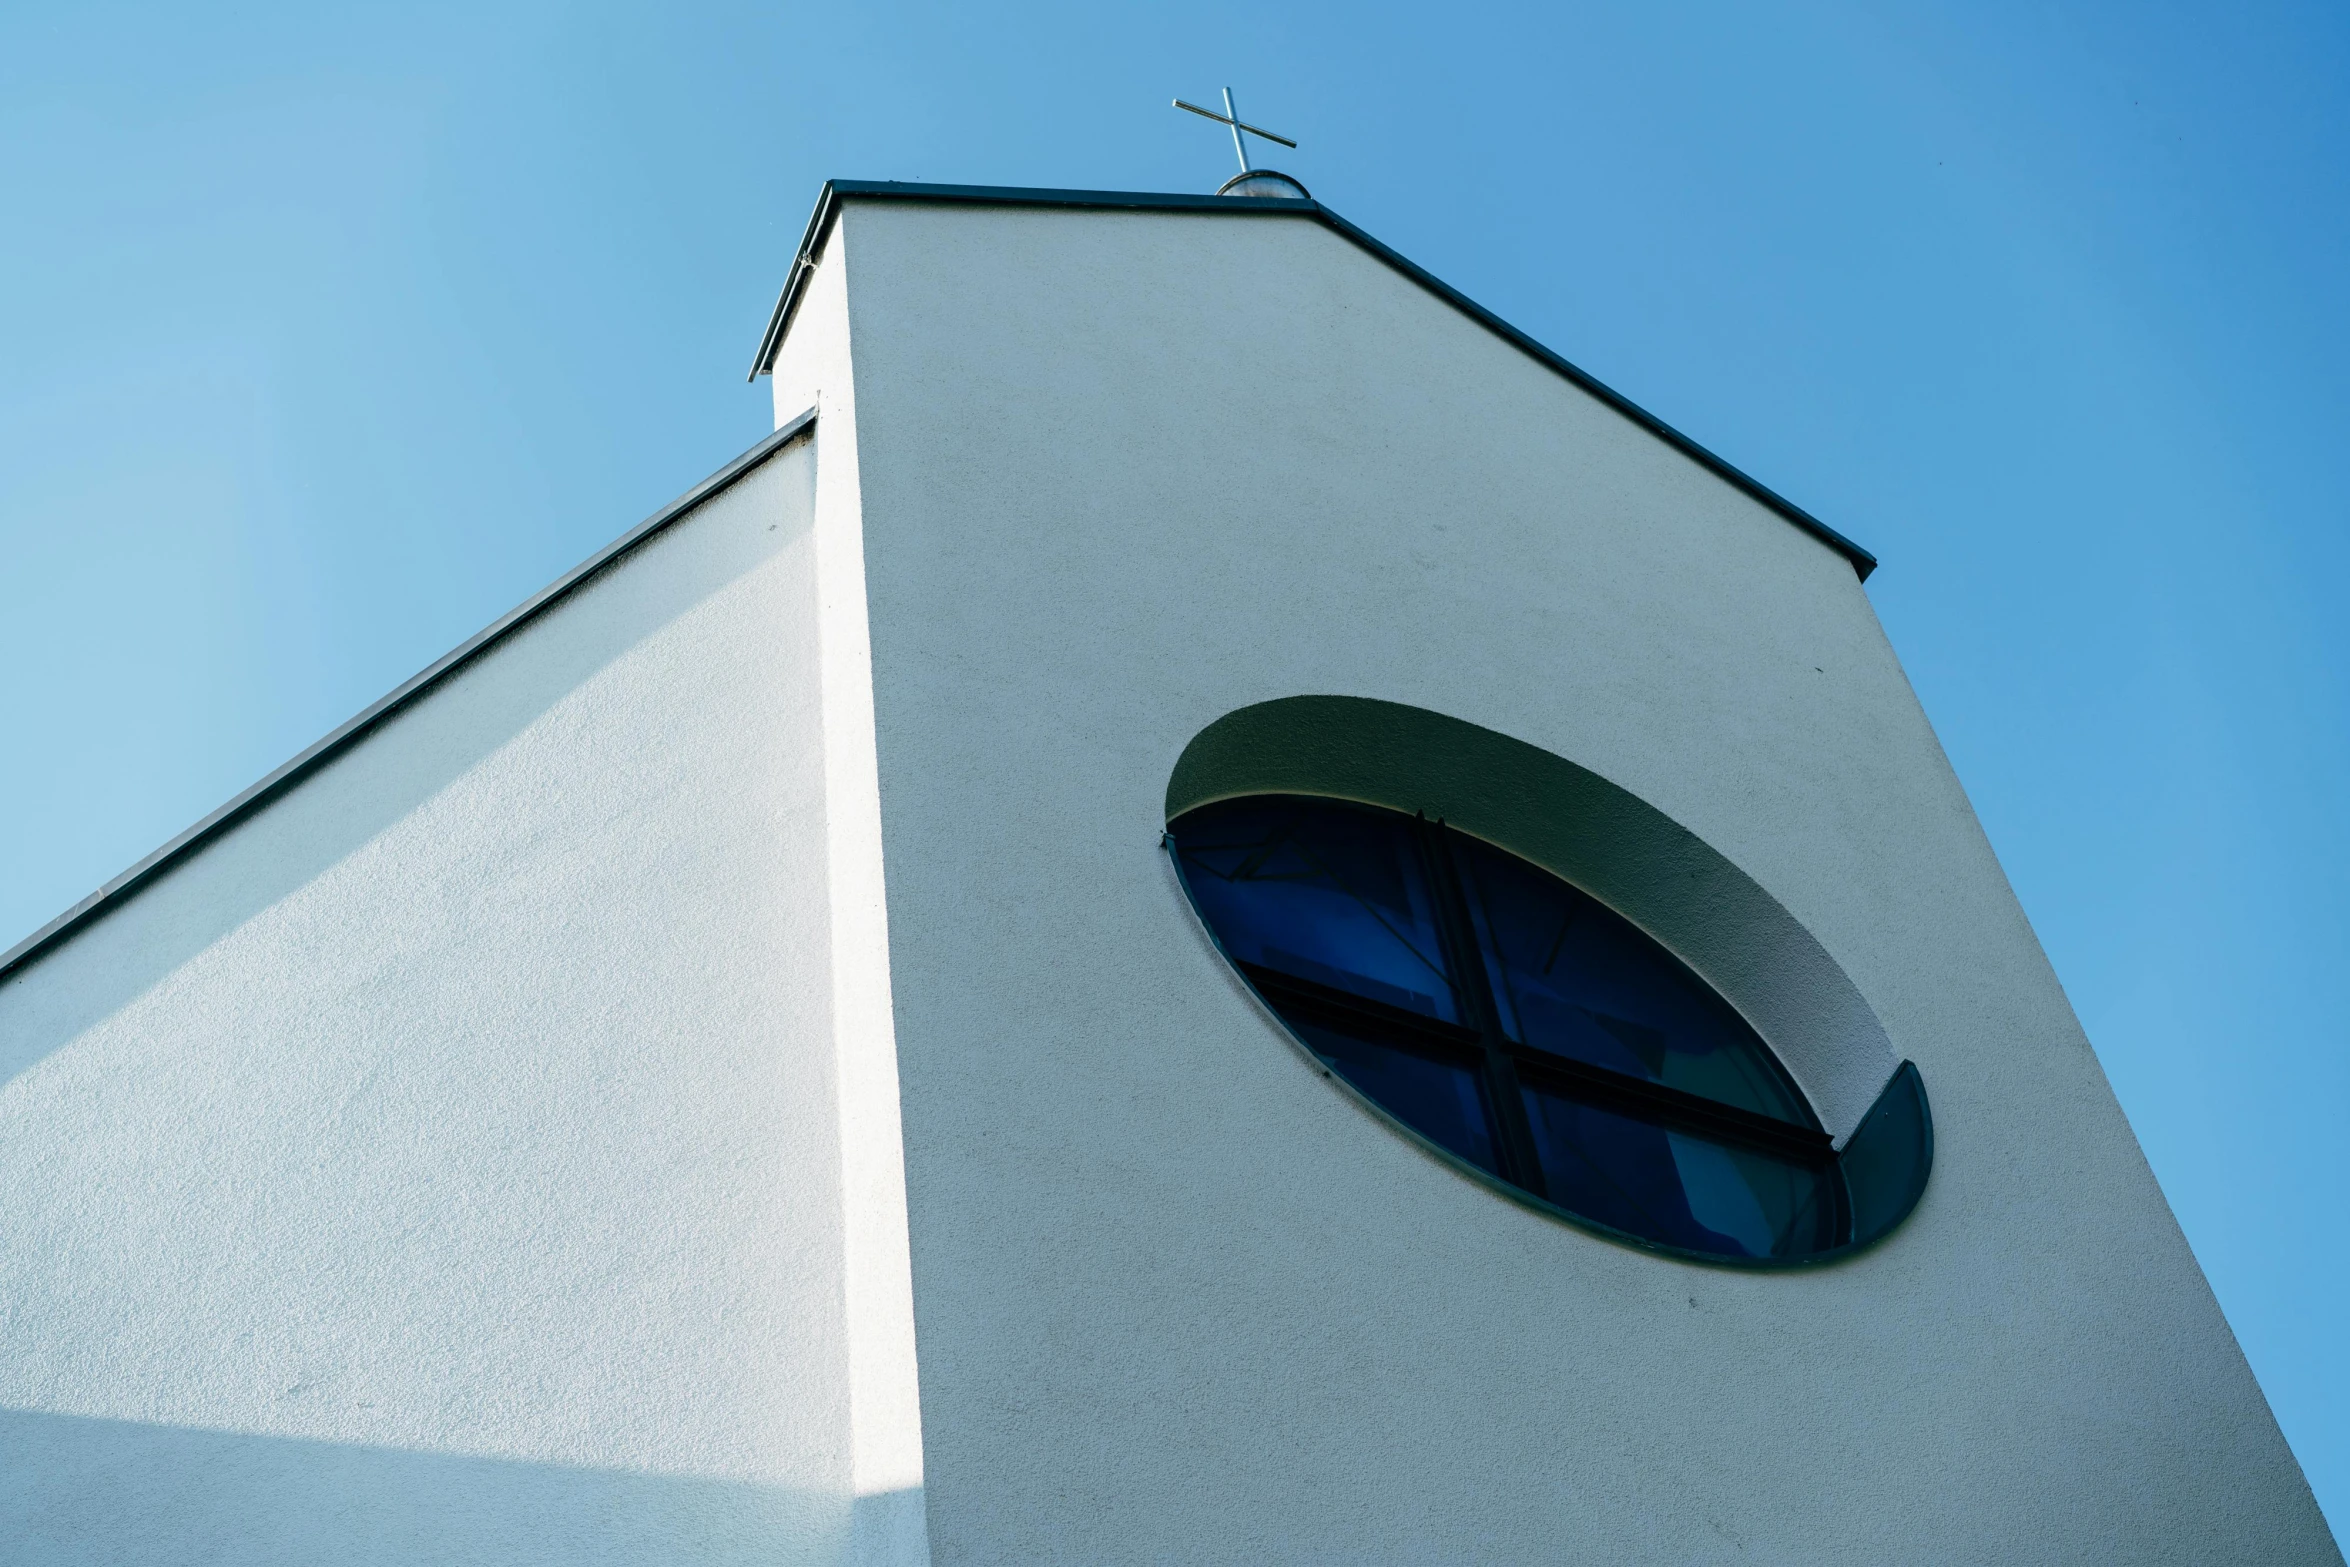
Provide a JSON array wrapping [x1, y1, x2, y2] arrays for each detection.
[[0, 440, 864, 1564], [771, 223, 934, 1567], [797, 198, 2338, 1564]]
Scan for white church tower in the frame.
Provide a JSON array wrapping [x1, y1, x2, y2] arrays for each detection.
[[0, 176, 2337, 1566]]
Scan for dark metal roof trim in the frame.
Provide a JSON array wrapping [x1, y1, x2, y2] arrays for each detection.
[[0, 409, 819, 990], [749, 180, 1876, 581]]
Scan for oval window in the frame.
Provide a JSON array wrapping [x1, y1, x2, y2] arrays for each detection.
[[1168, 794, 1929, 1263]]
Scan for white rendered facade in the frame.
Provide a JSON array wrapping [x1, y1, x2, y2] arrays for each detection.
[[0, 434, 905, 1562], [0, 185, 2336, 1564]]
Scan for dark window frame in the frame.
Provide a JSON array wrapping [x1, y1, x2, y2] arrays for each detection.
[[1167, 798, 1927, 1266]]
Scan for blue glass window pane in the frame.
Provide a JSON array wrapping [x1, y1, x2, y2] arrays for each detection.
[[1521, 1087, 1840, 1260], [1170, 795, 1923, 1263], [1456, 838, 1810, 1126], [1176, 797, 1461, 1023], [1288, 1019, 1498, 1175]]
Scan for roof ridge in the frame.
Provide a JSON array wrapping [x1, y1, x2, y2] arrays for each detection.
[[748, 179, 1875, 582]]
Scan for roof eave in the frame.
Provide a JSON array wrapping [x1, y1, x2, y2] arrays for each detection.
[[0, 411, 820, 990]]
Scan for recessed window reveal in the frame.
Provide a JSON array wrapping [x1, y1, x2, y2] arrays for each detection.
[[1168, 794, 1930, 1264]]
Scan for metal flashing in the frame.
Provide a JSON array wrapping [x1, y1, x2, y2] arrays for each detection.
[[749, 179, 1876, 581], [0, 409, 819, 989]]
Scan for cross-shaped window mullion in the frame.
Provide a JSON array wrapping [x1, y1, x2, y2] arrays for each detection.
[[1414, 816, 1550, 1199]]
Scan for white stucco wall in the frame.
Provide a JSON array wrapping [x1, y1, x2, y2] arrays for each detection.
[[768, 225, 933, 1567], [777, 198, 2339, 1564], [0, 438, 871, 1564]]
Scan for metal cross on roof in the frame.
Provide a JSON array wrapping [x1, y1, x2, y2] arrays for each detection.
[[1173, 88, 1297, 175]]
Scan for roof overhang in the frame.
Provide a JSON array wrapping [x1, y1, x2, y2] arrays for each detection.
[[749, 180, 1877, 581]]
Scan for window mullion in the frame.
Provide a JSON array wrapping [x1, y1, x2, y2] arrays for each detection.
[[1419, 817, 1547, 1199], [1504, 1043, 1835, 1163]]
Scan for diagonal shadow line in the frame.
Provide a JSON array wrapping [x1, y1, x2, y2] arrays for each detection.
[[0, 1404, 900, 1566]]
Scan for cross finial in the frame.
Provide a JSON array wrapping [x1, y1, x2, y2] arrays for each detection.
[[1173, 88, 1297, 176]]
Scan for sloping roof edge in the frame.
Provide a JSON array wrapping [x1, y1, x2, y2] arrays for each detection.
[[748, 179, 1876, 582], [0, 409, 819, 990]]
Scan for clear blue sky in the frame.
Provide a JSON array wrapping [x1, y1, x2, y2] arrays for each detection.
[[5, 0, 2345, 1533]]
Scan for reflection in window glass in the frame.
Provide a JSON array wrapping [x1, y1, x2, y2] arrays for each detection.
[[1455, 837, 1811, 1125], [1169, 795, 1930, 1263], [1289, 1018, 1497, 1176], [1176, 796, 1460, 1023], [1521, 1089, 1838, 1259]]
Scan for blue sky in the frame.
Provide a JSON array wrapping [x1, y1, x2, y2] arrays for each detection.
[[4, 0, 2345, 1532]]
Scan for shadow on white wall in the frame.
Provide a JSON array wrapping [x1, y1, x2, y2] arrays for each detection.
[[0, 1407, 882, 1565]]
